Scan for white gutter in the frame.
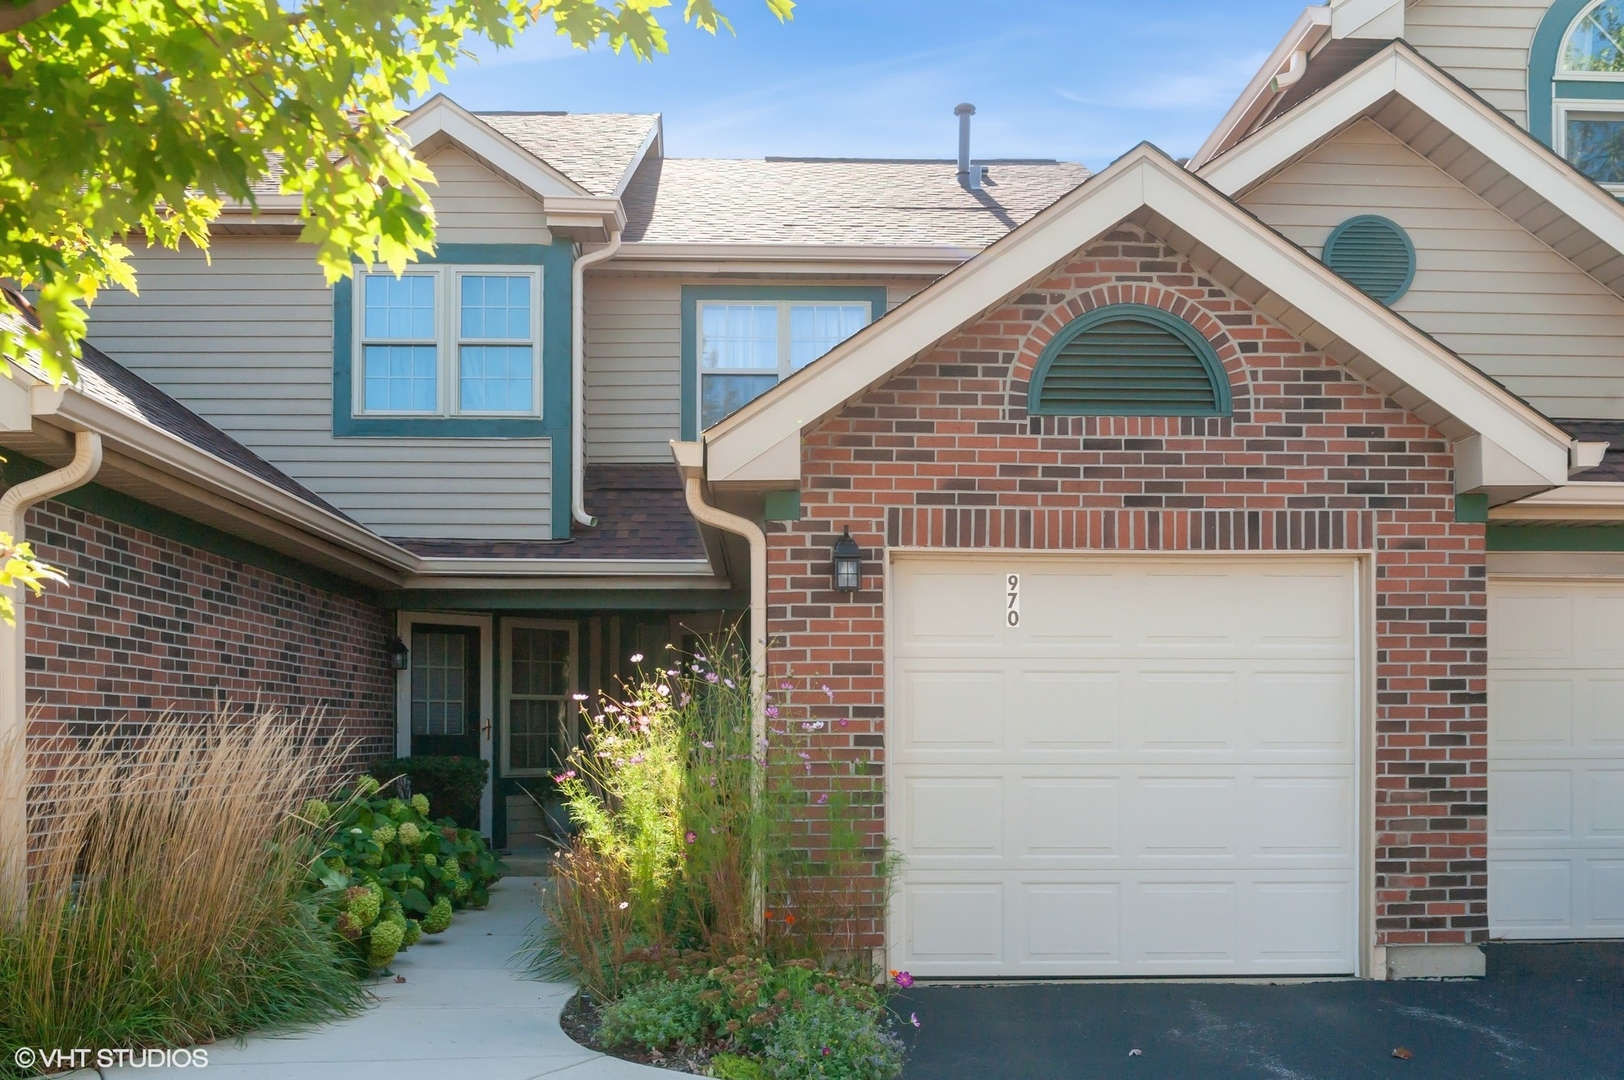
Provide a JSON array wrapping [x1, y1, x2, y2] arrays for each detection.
[[1189, 5, 1332, 170], [571, 227, 624, 528], [671, 441, 765, 729], [1, 429, 102, 917]]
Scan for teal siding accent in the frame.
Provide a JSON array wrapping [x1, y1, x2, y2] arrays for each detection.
[[0, 453, 379, 601], [1455, 492, 1489, 523], [1027, 303, 1232, 417], [764, 490, 802, 521], [332, 242, 575, 539], [1530, 0, 1613, 147], [1321, 215, 1416, 304], [679, 285, 889, 441], [1488, 524, 1624, 551]]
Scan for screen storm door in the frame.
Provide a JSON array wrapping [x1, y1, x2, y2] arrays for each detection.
[[503, 620, 578, 777], [410, 624, 482, 759]]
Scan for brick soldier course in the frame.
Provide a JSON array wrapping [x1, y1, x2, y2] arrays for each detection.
[[769, 225, 1488, 950]]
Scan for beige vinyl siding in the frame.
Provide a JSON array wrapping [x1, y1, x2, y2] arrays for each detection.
[[422, 145, 553, 245], [88, 237, 554, 540], [1406, 0, 1548, 128], [1241, 118, 1624, 418], [582, 276, 936, 463]]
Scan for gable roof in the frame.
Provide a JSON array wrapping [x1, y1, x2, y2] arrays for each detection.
[[1196, 41, 1624, 301], [477, 111, 660, 197], [696, 143, 1574, 496], [620, 156, 1090, 247]]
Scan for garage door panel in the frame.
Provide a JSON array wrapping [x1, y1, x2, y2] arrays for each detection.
[[1490, 580, 1624, 940], [1256, 778, 1353, 856], [903, 778, 1003, 858], [891, 555, 1359, 976], [897, 667, 1002, 751], [1011, 668, 1122, 749], [897, 571, 1001, 647], [1023, 779, 1120, 856], [1491, 769, 1574, 838], [1253, 882, 1353, 961], [1023, 885, 1121, 963]]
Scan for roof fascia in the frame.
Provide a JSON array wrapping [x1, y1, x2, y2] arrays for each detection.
[[702, 147, 1570, 489], [608, 241, 973, 276], [1491, 483, 1624, 523], [1200, 43, 1624, 272], [403, 95, 593, 199], [1190, 6, 1333, 169]]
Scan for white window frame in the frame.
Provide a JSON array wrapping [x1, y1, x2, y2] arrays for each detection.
[[694, 299, 872, 431], [500, 618, 578, 778], [1553, 98, 1624, 192], [1558, 0, 1624, 79], [354, 264, 543, 419]]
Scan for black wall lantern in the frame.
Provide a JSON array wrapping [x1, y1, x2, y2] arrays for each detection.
[[831, 527, 863, 592], [389, 637, 410, 671]]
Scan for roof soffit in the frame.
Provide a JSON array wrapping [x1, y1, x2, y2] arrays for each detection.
[[1198, 43, 1624, 298], [701, 145, 1571, 490]]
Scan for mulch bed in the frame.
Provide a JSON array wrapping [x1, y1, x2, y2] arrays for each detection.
[[559, 991, 717, 1075]]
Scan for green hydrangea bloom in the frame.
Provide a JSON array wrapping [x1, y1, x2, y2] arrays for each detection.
[[452, 874, 471, 899], [410, 793, 430, 816], [367, 918, 405, 968], [386, 798, 408, 818], [302, 799, 331, 824], [396, 821, 423, 847], [382, 898, 403, 922], [356, 776, 380, 797], [440, 856, 460, 879], [372, 822, 397, 846], [335, 911, 364, 940], [422, 897, 453, 934], [343, 884, 381, 928], [401, 919, 423, 947], [422, 853, 437, 868], [362, 850, 382, 867], [326, 857, 347, 874]]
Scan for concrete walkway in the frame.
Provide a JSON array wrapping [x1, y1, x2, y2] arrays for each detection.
[[108, 877, 660, 1080]]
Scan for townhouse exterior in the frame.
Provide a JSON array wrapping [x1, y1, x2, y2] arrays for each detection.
[[4, 0, 1624, 983]]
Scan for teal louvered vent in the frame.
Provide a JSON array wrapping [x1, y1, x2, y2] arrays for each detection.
[[1321, 215, 1415, 304], [1028, 304, 1231, 417]]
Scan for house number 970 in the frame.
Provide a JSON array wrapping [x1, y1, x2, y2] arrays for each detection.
[[1006, 573, 1021, 628]]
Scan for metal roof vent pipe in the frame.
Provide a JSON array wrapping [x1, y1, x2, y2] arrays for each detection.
[[955, 102, 982, 190]]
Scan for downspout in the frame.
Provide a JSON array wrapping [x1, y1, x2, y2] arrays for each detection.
[[571, 226, 624, 528], [1, 429, 102, 917], [1271, 47, 1308, 91]]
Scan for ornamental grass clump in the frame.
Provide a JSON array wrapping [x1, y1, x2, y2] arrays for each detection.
[[0, 708, 367, 1071]]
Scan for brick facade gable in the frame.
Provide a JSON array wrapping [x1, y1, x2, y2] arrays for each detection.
[[770, 224, 1487, 951]]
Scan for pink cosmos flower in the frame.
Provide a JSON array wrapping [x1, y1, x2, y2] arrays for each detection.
[[685, 830, 697, 845], [891, 970, 914, 989], [911, 1012, 921, 1028]]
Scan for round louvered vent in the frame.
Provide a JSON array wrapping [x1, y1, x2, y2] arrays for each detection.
[[1029, 304, 1230, 417], [1321, 215, 1415, 304]]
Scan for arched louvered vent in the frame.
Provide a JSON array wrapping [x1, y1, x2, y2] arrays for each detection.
[[1028, 304, 1231, 417], [1321, 215, 1416, 304]]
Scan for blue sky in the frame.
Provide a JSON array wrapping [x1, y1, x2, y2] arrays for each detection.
[[437, 1, 1304, 169]]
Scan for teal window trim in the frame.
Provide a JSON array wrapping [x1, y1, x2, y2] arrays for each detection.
[[763, 490, 802, 521], [333, 242, 575, 540], [1027, 303, 1233, 417], [680, 284, 888, 440], [1530, 0, 1618, 147], [1322, 215, 1416, 304], [1488, 523, 1624, 551], [1454, 492, 1489, 523]]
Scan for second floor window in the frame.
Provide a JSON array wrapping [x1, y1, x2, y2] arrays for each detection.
[[1552, 0, 1624, 190], [697, 301, 870, 428], [358, 267, 541, 417]]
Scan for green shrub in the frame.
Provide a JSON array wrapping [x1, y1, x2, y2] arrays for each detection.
[[760, 992, 904, 1080], [597, 974, 710, 1050], [368, 755, 489, 828], [710, 1054, 769, 1080], [305, 779, 504, 970]]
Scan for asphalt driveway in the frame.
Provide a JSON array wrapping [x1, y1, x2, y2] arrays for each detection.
[[892, 947, 1624, 1079]]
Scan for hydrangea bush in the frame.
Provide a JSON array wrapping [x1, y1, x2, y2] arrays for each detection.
[[302, 776, 504, 971]]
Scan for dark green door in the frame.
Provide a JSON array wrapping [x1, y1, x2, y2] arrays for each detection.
[[409, 624, 481, 760]]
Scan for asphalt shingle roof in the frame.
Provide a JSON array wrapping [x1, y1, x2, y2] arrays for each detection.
[[620, 156, 1091, 246], [1557, 419, 1624, 483], [476, 112, 659, 197]]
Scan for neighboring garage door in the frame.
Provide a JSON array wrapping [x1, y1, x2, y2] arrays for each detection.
[[889, 554, 1360, 978], [1488, 580, 1624, 939]]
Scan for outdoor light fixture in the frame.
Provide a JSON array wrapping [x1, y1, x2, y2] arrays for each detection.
[[389, 637, 410, 671], [832, 527, 863, 593]]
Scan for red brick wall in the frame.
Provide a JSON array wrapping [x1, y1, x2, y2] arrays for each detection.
[[21, 496, 395, 760], [769, 225, 1488, 950]]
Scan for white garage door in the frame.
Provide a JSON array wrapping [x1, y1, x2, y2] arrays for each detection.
[[889, 554, 1360, 978], [1488, 580, 1624, 939]]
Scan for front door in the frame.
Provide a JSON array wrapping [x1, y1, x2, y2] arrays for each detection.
[[409, 624, 482, 760]]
